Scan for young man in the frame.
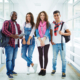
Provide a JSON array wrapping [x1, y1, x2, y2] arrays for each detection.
[[50, 10, 71, 78], [2, 11, 22, 79]]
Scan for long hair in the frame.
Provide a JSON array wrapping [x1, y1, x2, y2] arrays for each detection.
[[26, 12, 35, 28], [36, 11, 49, 29]]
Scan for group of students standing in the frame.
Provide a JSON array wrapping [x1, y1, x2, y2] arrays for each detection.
[[2, 10, 71, 79]]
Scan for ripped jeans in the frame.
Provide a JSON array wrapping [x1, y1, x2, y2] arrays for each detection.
[[21, 43, 35, 67]]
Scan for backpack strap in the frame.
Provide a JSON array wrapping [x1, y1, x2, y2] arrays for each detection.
[[60, 22, 64, 50], [25, 22, 32, 29], [60, 22, 64, 31], [8, 21, 11, 31]]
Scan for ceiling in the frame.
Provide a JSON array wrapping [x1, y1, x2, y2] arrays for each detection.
[[11, 0, 60, 16]]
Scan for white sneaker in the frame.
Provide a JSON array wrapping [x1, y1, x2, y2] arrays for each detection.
[[32, 64, 37, 73], [27, 67, 30, 75]]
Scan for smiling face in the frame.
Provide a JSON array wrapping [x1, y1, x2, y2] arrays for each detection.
[[11, 12, 17, 21], [40, 12, 45, 22], [26, 14, 31, 22], [53, 13, 61, 22]]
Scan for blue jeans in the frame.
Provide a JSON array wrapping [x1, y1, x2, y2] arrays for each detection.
[[21, 43, 35, 67], [5, 44, 18, 75], [52, 43, 66, 73]]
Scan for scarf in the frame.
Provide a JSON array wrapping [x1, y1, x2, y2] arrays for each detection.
[[38, 21, 46, 38], [53, 21, 63, 36]]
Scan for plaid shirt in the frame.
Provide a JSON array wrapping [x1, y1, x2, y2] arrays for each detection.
[[2, 20, 22, 48]]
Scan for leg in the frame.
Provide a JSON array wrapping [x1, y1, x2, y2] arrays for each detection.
[[12, 44, 18, 71], [21, 44, 33, 65], [44, 44, 50, 69], [52, 44, 59, 71], [59, 43, 66, 73], [38, 47, 43, 69], [27, 43, 35, 67], [5, 45, 14, 75]]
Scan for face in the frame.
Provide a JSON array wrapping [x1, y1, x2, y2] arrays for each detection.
[[40, 12, 45, 21], [11, 12, 17, 21], [26, 14, 31, 22], [54, 13, 61, 21]]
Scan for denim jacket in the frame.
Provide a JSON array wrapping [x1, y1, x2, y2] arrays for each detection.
[[36, 23, 51, 41]]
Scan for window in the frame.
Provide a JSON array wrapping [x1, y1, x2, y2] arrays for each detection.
[[0, 0, 3, 17], [4, 0, 9, 19], [74, 0, 78, 2], [66, 20, 73, 46], [63, 0, 73, 20], [74, 2, 80, 15], [74, 17, 80, 43], [0, 18, 4, 29], [9, 0, 14, 12]]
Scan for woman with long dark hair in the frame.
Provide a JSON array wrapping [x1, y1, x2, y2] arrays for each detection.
[[36, 11, 51, 76], [21, 12, 37, 75]]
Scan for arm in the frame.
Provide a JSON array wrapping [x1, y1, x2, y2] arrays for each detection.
[[2, 21, 19, 39], [29, 26, 35, 39], [36, 29, 40, 39], [36, 29, 44, 46], [27, 27, 35, 45], [50, 29, 55, 45], [44, 25, 50, 38], [2, 21, 12, 37], [22, 23, 26, 44], [18, 24, 22, 35], [36, 29, 42, 42], [59, 23, 71, 36], [43, 24, 51, 42], [18, 24, 23, 39]]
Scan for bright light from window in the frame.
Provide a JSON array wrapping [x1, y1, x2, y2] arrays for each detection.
[[5, 0, 9, 2], [68, 0, 73, 3], [0, 0, 3, 2]]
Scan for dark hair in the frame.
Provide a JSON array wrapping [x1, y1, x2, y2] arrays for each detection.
[[26, 12, 35, 28], [53, 10, 60, 15]]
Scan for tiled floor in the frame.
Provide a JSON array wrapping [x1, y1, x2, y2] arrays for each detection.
[[0, 44, 80, 80]]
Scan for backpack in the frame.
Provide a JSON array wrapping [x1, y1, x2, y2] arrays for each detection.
[[60, 22, 70, 50], [0, 21, 11, 47]]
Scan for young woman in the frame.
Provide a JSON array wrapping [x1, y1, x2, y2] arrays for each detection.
[[21, 12, 37, 75], [36, 11, 51, 76]]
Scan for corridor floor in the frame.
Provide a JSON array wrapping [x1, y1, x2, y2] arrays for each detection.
[[0, 44, 80, 80]]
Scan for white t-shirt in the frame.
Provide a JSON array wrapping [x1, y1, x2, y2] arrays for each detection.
[[14, 22, 18, 44], [51, 22, 69, 43], [22, 23, 35, 38]]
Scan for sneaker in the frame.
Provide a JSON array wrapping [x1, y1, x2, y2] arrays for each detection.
[[27, 67, 30, 75], [12, 71, 17, 76], [51, 70, 56, 75], [32, 64, 37, 73], [38, 70, 43, 75], [42, 70, 46, 76], [8, 74, 13, 79], [62, 73, 66, 79]]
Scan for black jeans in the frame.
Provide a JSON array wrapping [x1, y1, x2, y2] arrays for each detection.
[[38, 44, 50, 69]]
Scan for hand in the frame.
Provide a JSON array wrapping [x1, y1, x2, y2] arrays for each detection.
[[22, 39, 26, 45], [59, 31, 64, 35], [19, 36, 23, 39], [27, 40, 30, 45], [13, 34, 19, 39], [40, 40, 45, 47], [51, 41, 55, 45]]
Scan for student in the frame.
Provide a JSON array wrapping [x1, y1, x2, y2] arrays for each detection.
[[2, 11, 22, 79], [21, 12, 37, 75], [36, 11, 51, 76], [50, 10, 71, 78]]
